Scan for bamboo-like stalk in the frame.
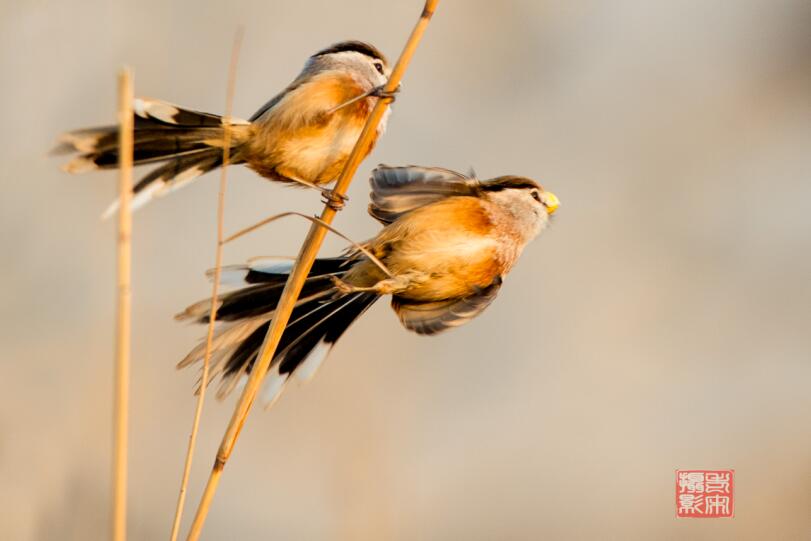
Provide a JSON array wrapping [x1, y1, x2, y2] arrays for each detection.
[[185, 2, 439, 538], [169, 29, 244, 541], [112, 66, 134, 541]]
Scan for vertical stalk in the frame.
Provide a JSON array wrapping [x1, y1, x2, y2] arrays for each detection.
[[112, 66, 134, 541], [169, 29, 244, 541]]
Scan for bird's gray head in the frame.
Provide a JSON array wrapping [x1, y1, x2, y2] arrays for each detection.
[[480, 176, 560, 241], [306, 41, 391, 91]]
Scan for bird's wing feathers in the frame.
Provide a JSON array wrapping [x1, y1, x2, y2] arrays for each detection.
[[248, 87, 292, 123], [250, 71, 366, 129], [391, 278, 502, 335], [368, 165, 480, 224]]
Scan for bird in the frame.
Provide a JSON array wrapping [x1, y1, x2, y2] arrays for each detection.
[[175, 165, 560, 407], [54, 40, 395, 216]]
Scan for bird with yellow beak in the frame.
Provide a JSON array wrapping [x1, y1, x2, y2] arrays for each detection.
[[177, 165, 560, 406]]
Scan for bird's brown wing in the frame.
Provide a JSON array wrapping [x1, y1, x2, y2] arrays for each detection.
[[250, 71, 368, 130], [390, 278, 502, 335], [368, 165, 480, 224]]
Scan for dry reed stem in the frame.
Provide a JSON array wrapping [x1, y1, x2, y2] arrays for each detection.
[[185, 2, 439, 538], [112, 66, 134, 541], [170, 28, 244, 541], [223, 210, 393, 276]]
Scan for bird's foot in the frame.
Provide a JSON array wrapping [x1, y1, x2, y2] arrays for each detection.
[[330, 275, 358, 295], [330, 274, 417, 296], [370, 84, 400, 103], [320, 188, 348, 211]]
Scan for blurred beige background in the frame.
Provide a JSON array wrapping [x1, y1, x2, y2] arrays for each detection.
[[2, 0, 810, 539]]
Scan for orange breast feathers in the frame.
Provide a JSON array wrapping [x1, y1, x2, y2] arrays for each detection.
[[245, 71, 375, 185], [365, 197, 508, 301]]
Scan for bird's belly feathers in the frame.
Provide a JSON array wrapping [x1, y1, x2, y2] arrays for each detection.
[[247, 95, 376, 185], [385, 227, 503, 302], [276, 121, 364, 183], [344, 198, 510, 302]]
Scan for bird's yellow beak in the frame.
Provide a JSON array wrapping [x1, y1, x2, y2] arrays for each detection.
[[543, 191, 560, 215]]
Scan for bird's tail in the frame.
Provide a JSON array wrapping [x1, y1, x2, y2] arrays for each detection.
[[175, 256, 378, 408], [55, 98, 253, 218]]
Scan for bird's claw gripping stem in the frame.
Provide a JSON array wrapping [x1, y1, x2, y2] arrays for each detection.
[[330, 276, 357, 295], [370, 84, 400, 103], [320, 188, 348, 211]]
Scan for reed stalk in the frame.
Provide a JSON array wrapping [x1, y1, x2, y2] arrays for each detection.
[[170, 28, 244, 541], [112, 66, 134, 541], [185, 2, 439, 538]]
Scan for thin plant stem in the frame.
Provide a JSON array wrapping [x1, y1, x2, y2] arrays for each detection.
[[223, 211, 393, 278], [112, 66, 134, 541], [169, 28, 244, 541], [325, 87, 377, 115], [185, 2, 439, 539]]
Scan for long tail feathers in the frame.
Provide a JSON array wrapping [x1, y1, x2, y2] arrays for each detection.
[[100, 148, 223, 219], [176, 257, 377, 408], [57, 98, 252, 218]]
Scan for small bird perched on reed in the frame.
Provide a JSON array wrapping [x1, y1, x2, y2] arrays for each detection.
[[55, 41, 395, 216], [176, 165, 560, 407]]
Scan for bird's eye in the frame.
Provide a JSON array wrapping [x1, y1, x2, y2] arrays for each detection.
[[531, 191, 542, 203], [373, 61, 385, 75]]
